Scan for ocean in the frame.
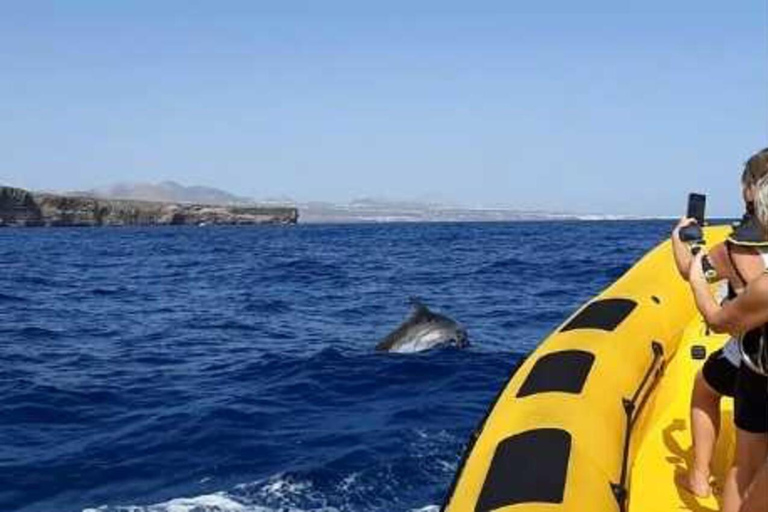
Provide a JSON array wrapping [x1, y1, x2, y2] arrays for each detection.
[[0, 221, 673, 512]]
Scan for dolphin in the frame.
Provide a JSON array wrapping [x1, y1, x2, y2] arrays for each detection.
[[376, 300, 469, 353]]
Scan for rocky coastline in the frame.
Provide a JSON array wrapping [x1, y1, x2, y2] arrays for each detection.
[[0, 186, 298, 227]]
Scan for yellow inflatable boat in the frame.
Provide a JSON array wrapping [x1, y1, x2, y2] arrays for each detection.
[[443, 225, 735, 512]]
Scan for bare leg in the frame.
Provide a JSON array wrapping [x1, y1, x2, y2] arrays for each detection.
[[740, 459, 768, 512], [722, 429, 768, 512], [684, 371, 721, 497]]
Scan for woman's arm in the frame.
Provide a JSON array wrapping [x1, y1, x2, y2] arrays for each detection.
[[690, 251, 768, 334], [702, 242, 729, 283], [671, 217, 727, 282], [671, 217, 696, 280]]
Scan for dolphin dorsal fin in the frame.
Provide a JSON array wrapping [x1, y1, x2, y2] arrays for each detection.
[[408, 297, 432, 319]]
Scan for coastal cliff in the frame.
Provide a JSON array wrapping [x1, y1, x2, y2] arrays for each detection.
[[0, 186, 298, 227]]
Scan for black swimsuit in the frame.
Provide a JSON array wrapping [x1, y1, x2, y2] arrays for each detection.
[[734, 327, 768, 433], [721, 214, 768, 432], [701, 214, 767, 400]]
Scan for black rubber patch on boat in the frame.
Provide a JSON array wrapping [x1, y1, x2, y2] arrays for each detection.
[[475, 428, 571, 511], [560, 298, 637, 332], [516, 350, 595, 397]]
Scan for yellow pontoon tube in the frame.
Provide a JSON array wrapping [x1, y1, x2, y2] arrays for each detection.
[[442, 225, 734, 512]]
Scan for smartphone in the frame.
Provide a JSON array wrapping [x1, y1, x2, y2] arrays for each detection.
[[687, 193, 706, 226]]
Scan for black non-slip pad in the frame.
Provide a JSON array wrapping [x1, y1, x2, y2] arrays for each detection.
[[516, 350, 595, 397], [560, 298, 637, 332], [475, 428, 572, 511]]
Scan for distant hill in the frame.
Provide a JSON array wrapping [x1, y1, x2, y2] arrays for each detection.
[[0, 185, 298, 227], [58, 181, 629, 223], [84, 181, 252, 205]]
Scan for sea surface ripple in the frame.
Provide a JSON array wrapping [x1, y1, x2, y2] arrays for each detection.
[[0, 221, 672, 512]]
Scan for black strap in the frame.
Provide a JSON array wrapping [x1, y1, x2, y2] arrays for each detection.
[[728, 214, 768, 246]]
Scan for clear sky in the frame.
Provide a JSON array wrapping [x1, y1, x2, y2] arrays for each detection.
[[1, 1, 766, 215]]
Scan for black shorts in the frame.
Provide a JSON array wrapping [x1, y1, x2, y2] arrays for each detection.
[[702, 348, 739, 397], [734, 363, 768, 433]]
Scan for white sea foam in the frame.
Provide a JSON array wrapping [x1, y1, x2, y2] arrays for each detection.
[[83, 439, 453, 512], [83, 493, 248, 512], [157, 494, 247, 512], [83, 492, 338, 512], [82, 474, 432, 512], [247, 475, 311, 497], [83, 475, 343, 512]]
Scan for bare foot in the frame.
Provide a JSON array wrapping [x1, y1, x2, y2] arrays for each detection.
[[677, 469, 712, 498]]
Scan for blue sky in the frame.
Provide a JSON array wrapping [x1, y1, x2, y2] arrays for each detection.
[[1, 1, 766, 215]]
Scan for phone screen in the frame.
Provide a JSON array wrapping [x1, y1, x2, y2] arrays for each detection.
[[687, 193, 706, 225]]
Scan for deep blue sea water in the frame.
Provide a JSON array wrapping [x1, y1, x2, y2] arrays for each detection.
[[0, 221, 674, 512]]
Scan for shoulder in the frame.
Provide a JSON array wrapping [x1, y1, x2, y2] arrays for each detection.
[[747, 274, 768, 297], [727, 245, 765, 279]]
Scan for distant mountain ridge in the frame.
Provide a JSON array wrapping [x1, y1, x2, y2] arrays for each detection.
[[83, 181, 253, 205], [64, 181, 634, 223]]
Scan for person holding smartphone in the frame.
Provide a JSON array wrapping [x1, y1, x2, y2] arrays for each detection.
[[686, 148, 768, 512], [671, 148, 768, 498]]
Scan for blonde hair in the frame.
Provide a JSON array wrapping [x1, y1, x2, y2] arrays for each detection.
[[742, 148, 768, 186], [755, 174, 768, 232]]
